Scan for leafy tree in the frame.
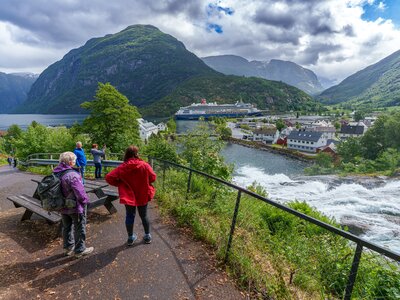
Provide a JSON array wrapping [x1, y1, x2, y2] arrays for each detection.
[[166, 118, 177, 133], [276, 118, 286, 132], [360, 115, 388, 160], [334, 121, 341, 131], [13, 122, 49, 158], [216, 125, 232, 139], [383, 111, 400, 150], [315, 152, 333, 168], [143, 135, 178, 163], [337, 137, 362, 163], [353, 111, 365, 122], [81, 83, 142, 152], [179, 121, 232, 180], [4, 124, 23, 153], [375, 148, 400, 172]]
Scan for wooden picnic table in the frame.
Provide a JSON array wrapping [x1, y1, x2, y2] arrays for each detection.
[[7, 178, 119, 225]]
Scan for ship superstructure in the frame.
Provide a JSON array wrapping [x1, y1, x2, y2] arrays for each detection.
[[175, 99, 261, 120]]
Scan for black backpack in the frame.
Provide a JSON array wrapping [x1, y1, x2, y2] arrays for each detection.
[[36, 169, 76, 211]]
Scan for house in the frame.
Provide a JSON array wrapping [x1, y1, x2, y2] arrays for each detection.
[[339, 123, 367, 140], [249, 126, 279, 143], [306, 121, 336, 139], [287, 130, 328, 153], [157, 122, 167, 131], [276, 136, 287, 146], [137, 118, 158, 141]]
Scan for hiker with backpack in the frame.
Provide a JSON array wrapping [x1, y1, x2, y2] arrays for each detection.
[[73, 141, 87, 184], [105, 145, 156, 246], [53, 151, 94, 257]]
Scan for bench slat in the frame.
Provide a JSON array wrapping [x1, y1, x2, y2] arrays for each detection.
[[7, 195, 61, 223]]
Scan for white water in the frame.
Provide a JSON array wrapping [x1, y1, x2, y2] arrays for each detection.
[[233, 165, 400, 254]]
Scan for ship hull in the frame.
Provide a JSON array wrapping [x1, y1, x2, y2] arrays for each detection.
[[175, 111, 262, 120]]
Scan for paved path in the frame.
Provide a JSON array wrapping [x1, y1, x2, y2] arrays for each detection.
[[0, 166, 246, 299]]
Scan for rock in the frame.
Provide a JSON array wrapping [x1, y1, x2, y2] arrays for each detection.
[[340, 215, 371, 235]]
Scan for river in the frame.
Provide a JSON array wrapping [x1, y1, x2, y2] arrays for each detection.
[[177, 120, 400, 253]]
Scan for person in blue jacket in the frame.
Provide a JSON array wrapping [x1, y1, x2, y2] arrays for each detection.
[[73, 141, 87, 183]]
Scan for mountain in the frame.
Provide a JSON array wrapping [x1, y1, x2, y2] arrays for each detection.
[[19, 25, 217, 113], [202, 55, 324, 95], [0, 72, 37, 113], [17, 25, 318, 117], [317, 50, 400, 108]]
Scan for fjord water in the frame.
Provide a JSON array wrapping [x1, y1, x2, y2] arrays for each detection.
[[0, 114, 87, 130], [177, 120, 400, 253]]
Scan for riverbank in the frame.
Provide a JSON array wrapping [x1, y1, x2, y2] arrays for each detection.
[[226, 137, 314, 163]]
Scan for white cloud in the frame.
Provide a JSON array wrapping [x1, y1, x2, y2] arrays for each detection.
[[0, 0, 399, 82], [377, 1, 386, 10]]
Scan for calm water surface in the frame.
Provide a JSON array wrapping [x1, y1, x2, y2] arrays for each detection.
[[0, 114, 87, 130]]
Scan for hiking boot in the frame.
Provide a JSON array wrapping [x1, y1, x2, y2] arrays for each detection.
[[143, 233, 152, 244], [127, 233, 138, 246], [75, 247, 94, 258], [64, 246, 75, 256]]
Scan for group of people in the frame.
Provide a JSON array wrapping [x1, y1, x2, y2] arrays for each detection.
[[55, 143, 156, 258], [7, 156, 17, 168]]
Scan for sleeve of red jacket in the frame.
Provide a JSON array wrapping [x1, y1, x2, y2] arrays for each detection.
[[105, 167, 121, 187]]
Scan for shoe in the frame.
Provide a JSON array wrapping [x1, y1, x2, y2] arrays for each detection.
[[75, 246, 94, 258], [143, 233, 152, 244], [127, 233, 138, 246], [64, 246, 75, 256]]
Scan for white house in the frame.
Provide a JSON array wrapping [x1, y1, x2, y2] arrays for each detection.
[[287, 130, 328, 153], [137, 118, 158, 141], [306, 120, 336, 139], [157, 122, 167, 131], [250, 126, 279, 143]]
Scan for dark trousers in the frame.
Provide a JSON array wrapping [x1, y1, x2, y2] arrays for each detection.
[[94, 162, 102, 178], [125, 204, 150, 236], [62, 210, 87, 253]]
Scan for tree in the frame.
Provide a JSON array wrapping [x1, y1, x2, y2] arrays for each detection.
[[179, 121, 232, 180], [143, 134, 178, 163], [166, 118, 177, 133], [81, 83, 141, 152], [360, 115, 388, 160], [337, 137, 362, 163], [4, 124, 23, 154], [216, 125, 232, 139], [353, 111, 365, 122], [276, 118, 286, 132], [315, 152, 333, 168]]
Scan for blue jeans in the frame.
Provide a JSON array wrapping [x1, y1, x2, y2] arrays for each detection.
[[62, 209, 87, 254], [94, 162, 102, 178], [79, 166, 86, 184]]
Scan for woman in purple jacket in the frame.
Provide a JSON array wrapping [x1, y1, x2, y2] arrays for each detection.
[[53, 151, 94, 258]]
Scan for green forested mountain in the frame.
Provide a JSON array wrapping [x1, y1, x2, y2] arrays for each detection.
[[317, 50, 400, 108], [18, 25, 318, 117], [141, 75, 317, 117], [19, 25, 217, 113], [0, 72, 37, 113]]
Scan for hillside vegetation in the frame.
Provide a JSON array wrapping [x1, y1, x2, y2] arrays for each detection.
[[141, 75, 318, 117], [317, 50, 400, 109]]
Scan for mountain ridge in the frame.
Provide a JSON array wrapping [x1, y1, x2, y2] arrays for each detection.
[[202, 54, 324, 95], [317, 49, 400, 108]]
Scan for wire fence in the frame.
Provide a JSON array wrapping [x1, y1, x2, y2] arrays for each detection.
[[25, 154, 400, 299]]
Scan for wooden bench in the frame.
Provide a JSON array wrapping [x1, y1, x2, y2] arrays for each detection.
[[7, 179, 119, 225], [7, 194, 62, 223]]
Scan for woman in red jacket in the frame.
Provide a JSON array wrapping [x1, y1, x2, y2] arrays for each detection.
[[106, 145, 156, 245]]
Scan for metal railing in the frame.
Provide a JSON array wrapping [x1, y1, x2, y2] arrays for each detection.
[[25, 153, 400, 299]]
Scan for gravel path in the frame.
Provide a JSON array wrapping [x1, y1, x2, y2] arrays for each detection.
[[0, 166, 246, 299]]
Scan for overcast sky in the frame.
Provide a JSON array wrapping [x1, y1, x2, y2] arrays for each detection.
[[0, 0, 399, 82]]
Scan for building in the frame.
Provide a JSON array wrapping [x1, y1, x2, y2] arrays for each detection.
[[339, 123, 367, 140], [250, 126, 279, 143], [287, 130, 328, 153], [137, 118, 158, 141], [306, 120, 336, 139]]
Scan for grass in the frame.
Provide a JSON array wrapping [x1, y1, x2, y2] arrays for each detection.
[[154, 165, 400, 299]]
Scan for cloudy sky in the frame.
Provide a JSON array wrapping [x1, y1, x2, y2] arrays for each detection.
[[0, 0, 399, 82]]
